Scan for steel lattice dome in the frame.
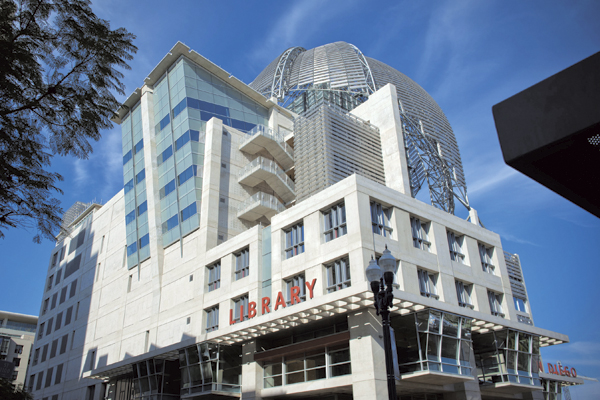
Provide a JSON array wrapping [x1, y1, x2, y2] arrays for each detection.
[[249, 41, 467, 191]]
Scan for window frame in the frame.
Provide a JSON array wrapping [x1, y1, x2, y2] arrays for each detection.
[[455, 280, 474, 308], [325, 257, 351, 293], [323, 202, 347, 242], [411, 217, 431, 251], [233, 294, 249, 323], [205, 305, 219, 333], [284, 222, 305, 259], [285, 274, 306, 306], [370, 201, 393, 237], [513, 296, 528, 313], [488, 290, 505, 317], [447, 231, 466, 263], [234, 248, 249, 281], [479, 243, 495, 274], [207, 262, 221, 292], [418, 268, 439, 299]]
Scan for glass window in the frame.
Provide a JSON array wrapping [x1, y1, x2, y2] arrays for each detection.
[[180, 202, 197, 222], [455, 281, 473, 308], [323, 202, 347, 242], [514, 297, 527, 313], [207, 262, 220, 292], [479, 243, 495, 274], [136, 168, 145, 184], [159, 179, 176, 199], [284, 223, 304, 259], [285, 274, 306, 305], [411, 217, 431, 251], [235, 249, 249, 280], [126, 210, 135, 225], [138, 234, 149, 249], [233, 295, 249, 322], [488, 291, 504, 317], [178, 165, 199, 186], [326, 257, 351, 293], [447, 231, 465, 263], [157, 145, 173, 165], [418, 269, 438, 299], [205, 306, 219, 332], [127, 241, 137, 257], [137, 201, 148, 216], [124, 178, 134, 194], [134, 139, 144, 155], [123, 150, 132, 165], [371, 201, 392, 237], [162, 214, 179, 233]]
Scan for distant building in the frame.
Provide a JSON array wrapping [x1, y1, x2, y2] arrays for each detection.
[[28, 42, 582, 400], [0, 310, 38, 389]]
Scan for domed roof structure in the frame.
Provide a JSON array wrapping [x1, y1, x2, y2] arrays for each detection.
[[250, 42, 469, 213]]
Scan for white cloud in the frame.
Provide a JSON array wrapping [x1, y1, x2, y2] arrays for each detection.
[[467, 164, 518, 195], [248, 0, 359, 69]]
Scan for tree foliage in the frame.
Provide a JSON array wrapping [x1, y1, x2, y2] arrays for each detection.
[[0, 0, 136, 242], [0, 378, 33, 400]]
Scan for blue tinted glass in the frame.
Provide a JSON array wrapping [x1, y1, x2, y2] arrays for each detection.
[[134, 140, 144, 155], [245, 122, 256, 132], [166, 215, 178, 231], [137, 201, 147, 216], [201, 111, 219, 122], [187, 98, 200, 110], [178, 165, 198, 186], [123, 150, 132, 165], [213, 104, 229, 117], [175, 131, 190, 151], [159, 146, 173, 165], [160, 179, 176, 199], [136, 169, 145, 184], [190, 130, 200, 142], [197, 100, 215, 113], [231, 119, 245, 130], [127, 242, 137, 256], [125, 210, 135, 225], [138, 234, 150, 249], [180, 202, 197, 222], [124, 179, 134, 194], [159, 114, 170, 131], [172, 98, 187, 118]]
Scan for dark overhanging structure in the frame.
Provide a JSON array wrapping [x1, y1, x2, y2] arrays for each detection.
[[492, 52, 600, 218]]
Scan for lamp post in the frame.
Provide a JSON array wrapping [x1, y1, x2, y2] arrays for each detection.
[[365, 245, 398, 400]]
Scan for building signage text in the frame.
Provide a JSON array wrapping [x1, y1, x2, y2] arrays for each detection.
[[229, 279, 317, 325]]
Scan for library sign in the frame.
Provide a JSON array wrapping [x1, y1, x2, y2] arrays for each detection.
[[229, 278, 317, 325]]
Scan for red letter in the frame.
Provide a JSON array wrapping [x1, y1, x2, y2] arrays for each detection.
[[290, 286, 301, 305], [274, 291, 286, 311], [248, 302, 257, 319], [305, 278, 317, 299], [548, 363, 554, 374], [571, 368, 577, 378], [229, 309, 235, 325], [564, 367, 571, 377], [261, 297, 270, 314]]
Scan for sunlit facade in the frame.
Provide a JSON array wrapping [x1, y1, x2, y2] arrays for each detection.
[[27, 42, 578, 400]]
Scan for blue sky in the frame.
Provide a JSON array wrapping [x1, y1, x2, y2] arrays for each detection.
[[1, 0, 599, 396]]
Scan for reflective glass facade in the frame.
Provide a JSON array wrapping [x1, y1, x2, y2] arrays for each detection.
[[473, 329, 541, 386], [392, 309, 473, 376], [122, 105, 150, 269], [152, 57, 268, 248]]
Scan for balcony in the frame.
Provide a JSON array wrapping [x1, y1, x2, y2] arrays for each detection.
[[238, 157, 295, 203], [239, 125, 294, 171], [237, 192, 285, 222]]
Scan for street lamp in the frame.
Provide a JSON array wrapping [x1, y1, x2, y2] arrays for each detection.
[[365, 245, 398, 400]]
